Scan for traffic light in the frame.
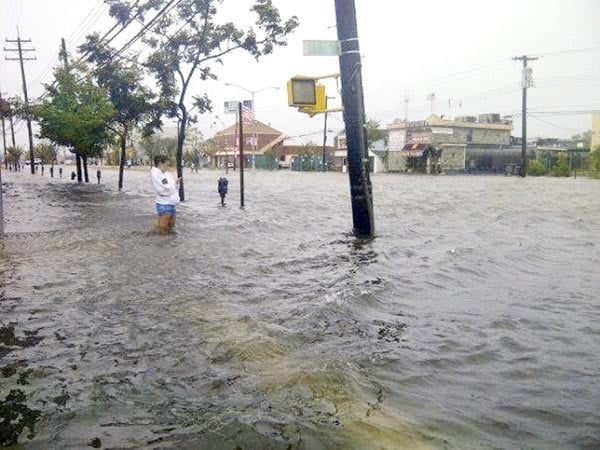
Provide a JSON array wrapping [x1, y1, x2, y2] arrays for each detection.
[[287, 77, 329, 117], [287, 78, 316, 106]]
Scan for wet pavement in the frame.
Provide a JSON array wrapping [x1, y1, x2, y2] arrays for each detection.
[[1, 167, 599, 449]]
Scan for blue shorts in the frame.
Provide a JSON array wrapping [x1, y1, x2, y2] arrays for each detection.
[[156, 203, 176, 216]]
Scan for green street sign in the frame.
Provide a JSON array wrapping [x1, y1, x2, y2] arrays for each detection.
[[303, 40, 339, 56]]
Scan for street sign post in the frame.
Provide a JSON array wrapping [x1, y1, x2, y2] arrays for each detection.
[[224, 100, 240, 114], [303, 40, 339, 56]]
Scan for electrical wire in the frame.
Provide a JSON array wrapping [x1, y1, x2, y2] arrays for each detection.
[[530, 115, 586, 133], [111, 0, 181, 60]]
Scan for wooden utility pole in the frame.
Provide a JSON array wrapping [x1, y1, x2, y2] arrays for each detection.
[[513, 55, 538, 177], [4, 31, 36, 174], [334, 0, 374, 238]]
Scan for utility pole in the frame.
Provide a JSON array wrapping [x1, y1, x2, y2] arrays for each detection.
[[0, 88, 7, 169], [513, 55, 538, 177], [321, 96, 335, 171], [60, 38, 69, 69], [5, 30, 36, 174], [334, 0, 374, 238]]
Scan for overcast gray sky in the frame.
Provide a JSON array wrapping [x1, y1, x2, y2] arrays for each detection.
[[1, 0, 599, 148]]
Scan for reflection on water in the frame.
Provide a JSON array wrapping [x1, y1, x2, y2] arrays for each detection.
[[1, 169, 599, 449]]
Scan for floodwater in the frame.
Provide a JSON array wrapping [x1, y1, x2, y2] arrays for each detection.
[[1, 167, 599, 449]]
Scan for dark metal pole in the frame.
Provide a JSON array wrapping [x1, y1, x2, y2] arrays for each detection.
[[513, 55, 538, 177], [521, 59, 527, 177], [238, 102, 245, 208], [322, 98, 328, 171], [334, 0, 374, 238]]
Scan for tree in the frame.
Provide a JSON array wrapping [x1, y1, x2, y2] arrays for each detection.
[[183, 126, 204, 170], [106, 0, 299, 200], [34, 143, 58, 166], [140, 135, 178, 166], [6, 146, 23, 170], [79, 36, 160, 190], [551, 153, 570, 177], [365, 118, 386, 150], [571, 131, 592, 149], [527, 159, 548, 176], [589, 146, 600, 179], [34, 66, 115, 183]]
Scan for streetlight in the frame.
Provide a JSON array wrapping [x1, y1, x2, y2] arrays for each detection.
[[224, 82, 280, 169]]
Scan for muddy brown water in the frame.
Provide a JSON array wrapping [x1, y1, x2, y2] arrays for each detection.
[[1, 168, 599, 449]]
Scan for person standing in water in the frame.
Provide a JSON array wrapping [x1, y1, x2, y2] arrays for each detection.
[[150, 155, 181, 232], [218, 177, 228, 206]]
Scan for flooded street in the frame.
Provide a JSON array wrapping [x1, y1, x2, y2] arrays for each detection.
[[1, 168, 599, 449]]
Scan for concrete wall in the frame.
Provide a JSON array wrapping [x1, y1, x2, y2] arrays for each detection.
[[386, 152, 407, 172], [440, 144, 466, 172]]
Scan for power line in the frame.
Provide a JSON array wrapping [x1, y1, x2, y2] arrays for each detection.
[[66, 0, 106, 45], [537, 45, 600, 58], [530, 115, 586, 133], [111, 0, 181, 60]]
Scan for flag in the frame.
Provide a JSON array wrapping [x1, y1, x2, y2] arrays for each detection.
[[242, 99, 254, 123]]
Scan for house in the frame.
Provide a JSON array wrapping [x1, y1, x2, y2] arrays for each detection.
[[332, 131, 387, 173], [386, 114, 514, 173], [212, 120, 286, 169]]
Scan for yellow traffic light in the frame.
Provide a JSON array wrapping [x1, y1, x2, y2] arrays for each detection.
[[288, 78, 316, 106], [287, 74, 342, 117]]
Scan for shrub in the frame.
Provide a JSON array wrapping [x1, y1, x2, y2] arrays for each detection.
[[528, 159, 548, 176], [589, 148, 600, 179], [551, 153, 570, 177]]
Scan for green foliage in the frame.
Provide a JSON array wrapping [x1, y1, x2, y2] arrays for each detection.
[[551, 153, 570, 177], [570, 131, 592, 149], [34, 143, 58, 164], [589, 148, 600, 179], [79, 36, 160, 136], [104, 145, 121, 166], [105, 0, 299, 198], [527, 159, 548, 176], [34, 66, 115, 159], [299, 142, 322, 156], [140, 135, 177, 165], [6, 146, 23, 165], [365, 118, 386, 149]]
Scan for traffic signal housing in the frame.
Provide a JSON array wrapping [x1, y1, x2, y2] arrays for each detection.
[[287, 76, 330, 117]]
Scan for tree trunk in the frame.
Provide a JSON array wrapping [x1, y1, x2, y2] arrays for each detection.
[[177, 115, 186, 201], [76, 153, 83, 183], [118, 129, 127, 190], [83, 156, 89, 183]]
